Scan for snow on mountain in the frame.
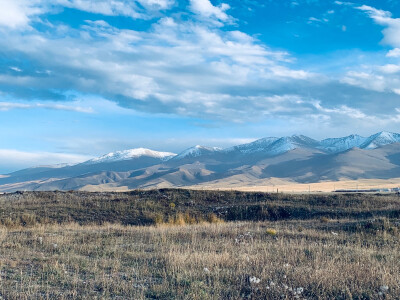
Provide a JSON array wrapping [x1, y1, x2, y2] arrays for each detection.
[[225, 135, 320, 156], [84, 148, 177, 164], [320, 134, 367, 153], [173, 145, 222, 160], [32, 163, 76, 169], [224, 137, 279, 154], [360, 131, 400, 149], [266, 135, 320, 155]]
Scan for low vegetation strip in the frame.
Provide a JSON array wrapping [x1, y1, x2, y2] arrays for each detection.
[[0, 190, 399, 227]]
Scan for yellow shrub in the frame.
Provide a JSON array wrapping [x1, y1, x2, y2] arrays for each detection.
[[266, 228, 277, 236], [207, 213, 224, 224]]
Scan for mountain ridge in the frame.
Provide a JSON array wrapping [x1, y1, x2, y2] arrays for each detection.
[[1, 132, 400, 192]]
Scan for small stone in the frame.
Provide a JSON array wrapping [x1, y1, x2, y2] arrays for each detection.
[[380, 285, 389, 293]]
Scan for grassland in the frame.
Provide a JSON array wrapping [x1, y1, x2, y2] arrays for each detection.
[[0, 190, 399, 299], [186, 178, 400, 193]]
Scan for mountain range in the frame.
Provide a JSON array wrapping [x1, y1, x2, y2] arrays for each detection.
[[1, 131, 400, 192]]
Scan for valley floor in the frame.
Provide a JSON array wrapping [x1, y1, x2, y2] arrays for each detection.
[[187, 177, 400, 193], [77, 178, 400, 193]]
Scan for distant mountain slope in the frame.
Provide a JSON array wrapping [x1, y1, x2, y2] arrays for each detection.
[[260, 146, 399, 182], [265, 135, 320, 156], [1, 132, 400, 192], [360, 131, 400, 149], [224, 137, 279, 154], [172, 145, 221, 160], [224, 135, 319, 156], [84, 148, 176, 164], [320, 134, 367, 153], [0, 148, 176, 188]]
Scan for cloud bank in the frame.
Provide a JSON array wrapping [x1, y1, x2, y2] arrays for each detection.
[[0, 1, 399, 144]]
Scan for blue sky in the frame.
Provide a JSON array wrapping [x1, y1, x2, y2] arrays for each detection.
[[1, 0, 400, 173]]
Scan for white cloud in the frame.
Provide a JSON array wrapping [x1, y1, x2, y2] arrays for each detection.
[[341, 67, 400, 97], [341, 71, 386, 92], [334, 1, 354, 7], [313, 101, 370, 119], [379, 64, 400, 74], [338, 6, 400, 98], [308, 17, 328, 24], [0, 0, 175, 30], [357, 5, 392, 20], [1, 0, 396, 128], [270, 66, 312, 79], [357, 5, 400, 48], [0, 15, 313, 121], [0, 102, 94, 113], [57, 0, 141, 18], [0, 149, 91, 173], [0, 0, 44, 29], [58, 0, 175, 17], [312, 101, 400, 128], [9, 66, 22, 72], [189, 0, 231, 24], [308, 17, 321, 22], [387, 48, 400, 57], [138, 0, 174, 9]]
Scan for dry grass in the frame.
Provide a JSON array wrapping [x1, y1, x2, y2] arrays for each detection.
[[0, 219, 398, 299], [188, 177, 400, 193], [0, 190, 398, 299]]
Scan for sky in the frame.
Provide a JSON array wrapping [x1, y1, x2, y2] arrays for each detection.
[[1, 0, 400, 173]]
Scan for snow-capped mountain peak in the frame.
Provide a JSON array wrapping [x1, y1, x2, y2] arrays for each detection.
[[288, 135, 321, 145], [265, 135, 320, 155], [224, 137, 279, 154], [224, 135, 320, 156], [360, 131, 400, 149], [173, 145, 222, 160], [84, 148, 177, 164]]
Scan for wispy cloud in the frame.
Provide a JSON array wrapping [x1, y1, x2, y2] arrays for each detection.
[[57, 0, 175, 19], [339, 5, 400, 97], [189, 0, 232, 25], [313, 101, 370, 119], [9, 66, 22, 72], [0, 0, 175, 30], [356, 5, 400, 47], [0, 149, 91, 174], [0, 102, 94, 113]]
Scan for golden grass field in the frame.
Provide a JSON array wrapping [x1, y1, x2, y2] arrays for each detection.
[[76, 178, 400, 193], [0, 220, 398, 299], [188, 178, 400, 193], [0, 190, 398, 299]]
